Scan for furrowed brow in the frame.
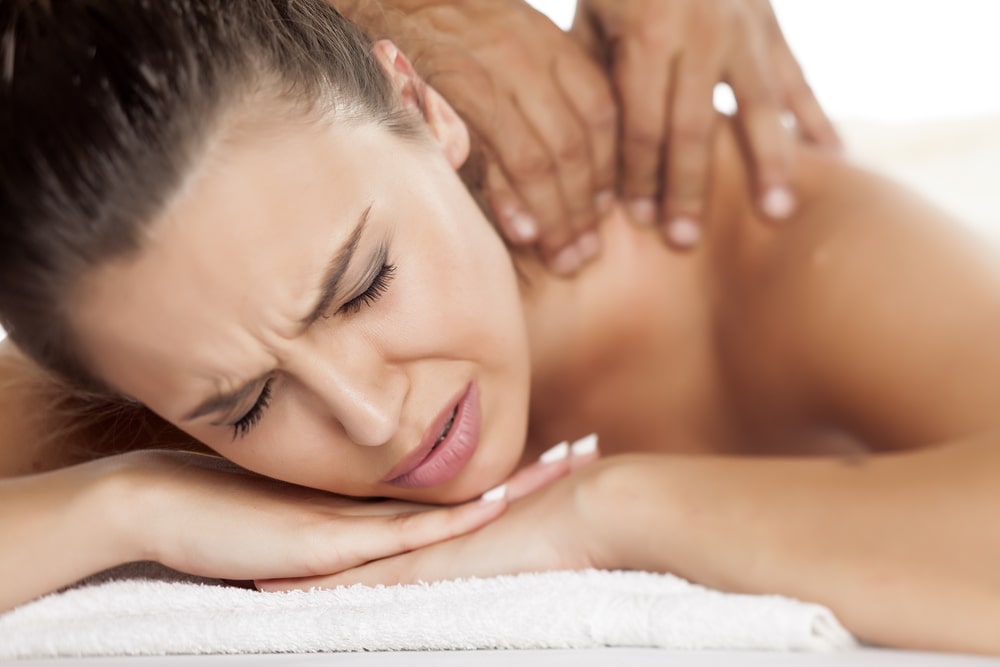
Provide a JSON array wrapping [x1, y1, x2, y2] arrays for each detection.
[[184, 374, 268, 423], [297, 203, 373, 332], [183, 205, 372, 424]]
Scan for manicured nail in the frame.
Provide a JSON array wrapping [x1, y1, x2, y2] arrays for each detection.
[[480, 484, 507, 503], [666, 217, 701, 248], [551, 244, 583, 276], [627, 198, 657, 226], [539, 441, 569, 464], [570, 433, 598, 457], [576, 231, 601, 263], [761, 186, 797, 220], [594, 189, 616, 216], [508, 212, 539, 242]]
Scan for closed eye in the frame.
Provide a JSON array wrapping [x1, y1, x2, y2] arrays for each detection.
[[231, 379, 272, 440], [339, 263, 396, 315]]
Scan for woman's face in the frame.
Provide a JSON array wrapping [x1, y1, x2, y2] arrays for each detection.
[[71, 104, 532, 504]]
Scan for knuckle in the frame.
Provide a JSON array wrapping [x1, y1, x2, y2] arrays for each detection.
[[508, 148, 557, 181], [622, 126, 665, 154], [552, 129, 589, 164], [631, 18, 670, 48], [586, 101, 619, 134], [671, 118, 712, 148], [539, 227, 579, 254]]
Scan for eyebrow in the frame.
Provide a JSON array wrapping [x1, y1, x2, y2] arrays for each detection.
[[297, 203, 374, 332], [182, 204, 373, 424]]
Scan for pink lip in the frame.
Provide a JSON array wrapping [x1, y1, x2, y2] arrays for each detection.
[[384, 381, 480, 489]]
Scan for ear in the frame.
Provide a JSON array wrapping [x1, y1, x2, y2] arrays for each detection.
[[370, 40, 470, 169]]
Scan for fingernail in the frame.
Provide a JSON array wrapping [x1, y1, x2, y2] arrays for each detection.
[[576, 231, 601, 263], [761, 186, 797, 220], [570, 433, 598, 457], [480, 484, 507, 503], [551, 244, 583, 276], [539, 441, 569, 464], [594, 189, 616, 216], [508, 212, 539, 242], [627, 198, 657, 226], [665, 217, 701, 248]]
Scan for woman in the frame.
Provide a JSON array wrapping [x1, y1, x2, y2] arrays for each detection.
[[1, 0, 999, 655]]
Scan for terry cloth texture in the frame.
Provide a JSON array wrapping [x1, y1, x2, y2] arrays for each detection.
[[0, 565, 855, 658]]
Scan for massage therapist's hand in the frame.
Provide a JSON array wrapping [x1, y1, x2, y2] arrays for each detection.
[[572, 0, 841, 247], [257, 436, 604, 590], [97, 450, 506, 582], [336, 0, 618, 275]]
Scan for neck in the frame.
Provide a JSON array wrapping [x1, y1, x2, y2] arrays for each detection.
[[511, 119, 753, 461]]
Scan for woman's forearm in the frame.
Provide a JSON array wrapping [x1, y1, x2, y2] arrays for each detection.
[[594, 438, 1000, 654], [0, 459, 138, 612]]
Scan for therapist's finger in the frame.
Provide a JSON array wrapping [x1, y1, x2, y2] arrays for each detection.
[[419, 48, 570, 254], [757, 3, 841, 150], [553, 47, 619, 219], [511, 82, 596, 249], [660, 34, 726, 249], [483, 156, 538, 245], [613, 28, 677, 227], [488, 93, 590, 272], [771, 39, 841, 150], [728, 31, 797, 222]]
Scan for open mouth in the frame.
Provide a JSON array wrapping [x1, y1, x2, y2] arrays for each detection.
[[385, 381, 481, 489], [433, 405, 459, 448]]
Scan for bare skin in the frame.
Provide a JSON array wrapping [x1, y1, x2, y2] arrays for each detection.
[[1, 48, 1000, 654]]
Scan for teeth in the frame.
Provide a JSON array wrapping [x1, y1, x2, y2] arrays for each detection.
[[435, 406, 458, 446]]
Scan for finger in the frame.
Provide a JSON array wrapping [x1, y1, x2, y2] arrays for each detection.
[[613, 28, 677, 226], [660, 42, 724, 249], [314, 496, 505, 573], [488, 94, 578, 257], [420, 52, 569, 252], [568, 433, 600, 472], [258, 549, 421, 592], [502, 434, 601, 501], [331, 498, 441, 518], [553, 47, 619, 216], [509, 82, 597, 258], [756, 3, 842, 151], [502, 441, 572, 501], [483, 157, 539, 245], [771, 41, 841, 150], [727, 33, 798, 222]]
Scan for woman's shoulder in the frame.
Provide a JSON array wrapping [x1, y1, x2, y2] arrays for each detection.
[[706, 121, 1000, 450]]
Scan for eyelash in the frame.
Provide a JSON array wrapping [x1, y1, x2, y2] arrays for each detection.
[[339, 263, 396, 315], [229, 262, 397, 440], [232, 380, 271, 440]]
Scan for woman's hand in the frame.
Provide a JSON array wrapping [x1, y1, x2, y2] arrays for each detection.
[[571, 0, 841, 247], [258, 435, 603, 590], [337, 0, 618, 275], [98, 450, 507, 582]]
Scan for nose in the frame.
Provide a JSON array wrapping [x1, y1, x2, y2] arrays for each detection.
[[293, 337, 407, 447]]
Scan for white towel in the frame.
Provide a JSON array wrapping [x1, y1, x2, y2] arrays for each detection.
[[0, 564, 855, 658]]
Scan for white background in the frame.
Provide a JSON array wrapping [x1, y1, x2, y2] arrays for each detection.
[[529, 0, 1000, 122]]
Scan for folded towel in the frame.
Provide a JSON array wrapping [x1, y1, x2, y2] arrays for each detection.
[[0, 564, 855, 658]]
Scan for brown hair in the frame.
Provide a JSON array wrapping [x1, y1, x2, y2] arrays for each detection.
[[0, 0, 421, 389]]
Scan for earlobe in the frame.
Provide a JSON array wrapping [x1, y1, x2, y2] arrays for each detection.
[[370, 40, 470, 169]]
